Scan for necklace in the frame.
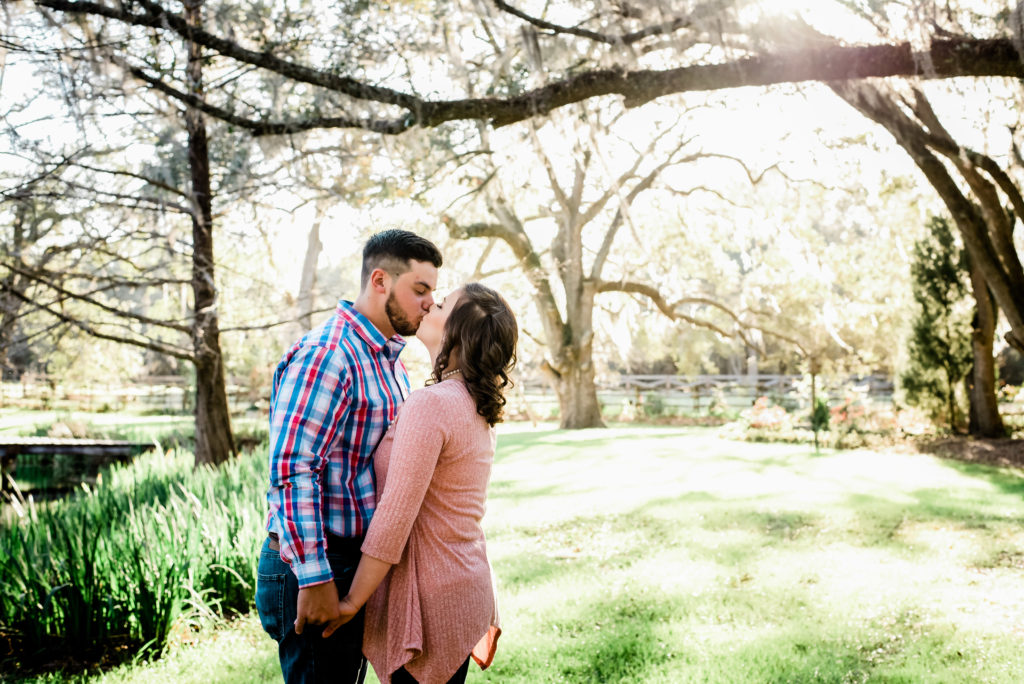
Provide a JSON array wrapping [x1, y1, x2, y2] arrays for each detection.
[[441, 368, 462, 380]]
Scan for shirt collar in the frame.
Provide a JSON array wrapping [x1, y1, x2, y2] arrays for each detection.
[[337, 300, 407, 356]]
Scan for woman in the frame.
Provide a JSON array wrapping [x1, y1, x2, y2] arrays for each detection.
[[323, 282, 517, 684]]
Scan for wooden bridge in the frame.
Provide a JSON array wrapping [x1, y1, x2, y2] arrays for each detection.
[[0, 437, 152, 494]]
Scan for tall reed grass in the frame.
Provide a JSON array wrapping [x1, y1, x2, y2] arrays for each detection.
[[0, 445, 267, 666]]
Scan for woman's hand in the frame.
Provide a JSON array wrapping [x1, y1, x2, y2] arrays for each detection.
[[320, 553, 393, 638], [321, 595, 362, 638]]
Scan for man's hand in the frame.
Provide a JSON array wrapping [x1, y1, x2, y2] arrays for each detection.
[[294, 581, 340, 635], [321, 595, 361, 638]]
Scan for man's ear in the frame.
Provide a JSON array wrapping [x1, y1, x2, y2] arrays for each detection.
[[369, 268, 392, 294]]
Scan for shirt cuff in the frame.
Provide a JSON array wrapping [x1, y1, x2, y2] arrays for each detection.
[[289, 556, 334, 588]]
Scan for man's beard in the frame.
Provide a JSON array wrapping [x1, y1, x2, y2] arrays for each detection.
[[386, 291, 419, 336]]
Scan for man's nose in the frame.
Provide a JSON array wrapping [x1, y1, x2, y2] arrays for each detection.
[[423, 294, 435, 310]]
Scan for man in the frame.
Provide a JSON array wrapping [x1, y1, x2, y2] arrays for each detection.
[[256, 230, 442, 683]]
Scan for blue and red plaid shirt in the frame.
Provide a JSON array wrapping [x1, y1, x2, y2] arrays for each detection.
[[265, 300, 410, 587]]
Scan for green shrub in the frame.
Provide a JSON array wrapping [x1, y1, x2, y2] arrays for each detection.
[[811, 397, 830, 433], [643, 393, 665, 418], [0, 445, 267, 667]]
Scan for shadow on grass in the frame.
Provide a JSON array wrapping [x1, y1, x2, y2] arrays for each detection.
[[698, 509, 819, 539], [496, 512, 683, 589], [485, 583, 983, 683], [489, 582, 999, 683], [484, 595, 680, 683], [845, 485, 1024, 535], [930, 456, 1024, 499]]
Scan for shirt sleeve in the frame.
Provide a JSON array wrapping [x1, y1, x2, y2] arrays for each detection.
[[361, 391, 446, 565], [267, 344, 351, 587]]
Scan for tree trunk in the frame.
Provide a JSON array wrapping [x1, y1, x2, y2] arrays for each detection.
[[185, 0, 235, 466], [966, 256, 1006, 437], [831, 83, 1024, 355], [552, 356, 604, 429], [295, 220, 322, 333], [810, 369, 819, 452], [946, 368, 959, 433]]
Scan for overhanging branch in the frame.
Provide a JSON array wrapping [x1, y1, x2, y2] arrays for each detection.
[[3, 260, 192, 333], [31, 1, 1024, 133], [492, 0, 698, 46], [597, 279, 811, 357], [1, 285, 194, 360]]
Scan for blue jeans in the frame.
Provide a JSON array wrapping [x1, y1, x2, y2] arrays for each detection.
[[256, 536, 367, 684]]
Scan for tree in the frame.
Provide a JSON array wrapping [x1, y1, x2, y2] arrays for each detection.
[[443, 102, 762, 427], [182, 0, 235, 464], [18, 0, 1024, 425], [901, 216, 973, 432], [29, 0, 1022, 133], [829, 83, 1015, 435]]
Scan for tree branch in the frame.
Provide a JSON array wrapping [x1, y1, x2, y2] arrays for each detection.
[[0, 284, 194, 360], [589, 130, 698, 279], [124, 64, 412, 135], [596, 279, 812, 356], [444, 213, 565, 343], [32, 1, 1024, 133], [492, 0, 709, 46], [3, 260, 192, 333], [68, 160, 187, 198]]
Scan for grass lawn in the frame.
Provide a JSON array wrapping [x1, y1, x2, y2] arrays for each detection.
[[14, 424, 1024, 683]]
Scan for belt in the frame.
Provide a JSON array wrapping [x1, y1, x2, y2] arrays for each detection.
[[267, 532, 362, 554]]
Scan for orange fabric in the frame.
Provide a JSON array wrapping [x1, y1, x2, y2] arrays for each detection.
[[471, 625, 501, 669], [361, 380, 501, 684]]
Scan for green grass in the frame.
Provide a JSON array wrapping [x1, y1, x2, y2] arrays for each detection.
[[11, 424, 1024, 682], [1, 445, 267, 671]]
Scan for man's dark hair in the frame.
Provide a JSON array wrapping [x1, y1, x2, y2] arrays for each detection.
[[360, 230, 443, 288]]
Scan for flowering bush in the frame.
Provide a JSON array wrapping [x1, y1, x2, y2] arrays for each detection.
[[998, 384, 1021, 403], [830, 394, 868, 431], [742, 397, 792, 430], [727, 395, 939, 449]]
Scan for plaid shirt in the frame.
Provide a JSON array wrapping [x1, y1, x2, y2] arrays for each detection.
[[266, 300, 410, 587]]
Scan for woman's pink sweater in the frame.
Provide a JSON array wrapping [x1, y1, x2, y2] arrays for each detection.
[[361, 378, 501, 684]]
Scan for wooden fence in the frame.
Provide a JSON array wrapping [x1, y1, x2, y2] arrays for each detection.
[[0, 373, 898, 416], [510, 373, 896, 419], [0, 375, 264, 412]]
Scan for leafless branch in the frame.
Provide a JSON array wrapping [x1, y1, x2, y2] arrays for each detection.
[[3, 260, 192, 333], [596, 279, 811, 356], [31, 1, 1024, 134], [219, 306, 336, 333], [1, 284, 194, 359], [492, 0, 702, 46]]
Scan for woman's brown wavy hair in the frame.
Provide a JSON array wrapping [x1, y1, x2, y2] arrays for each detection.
[[430, 283, 518, 426]]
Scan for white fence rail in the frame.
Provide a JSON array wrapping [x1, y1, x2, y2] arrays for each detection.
[[0, 376, 263, 412], [0, 373, 899, 416], [513, 373, 896, 417]]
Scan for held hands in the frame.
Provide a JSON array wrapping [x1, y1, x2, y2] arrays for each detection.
[[294, 581, 341, 635], [322, 595, 362, 638]]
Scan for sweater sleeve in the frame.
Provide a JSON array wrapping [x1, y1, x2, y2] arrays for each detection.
[[361, 390, 446, 565]]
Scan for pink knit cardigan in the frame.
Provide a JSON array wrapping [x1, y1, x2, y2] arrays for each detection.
[[361, 378, 501, 684]]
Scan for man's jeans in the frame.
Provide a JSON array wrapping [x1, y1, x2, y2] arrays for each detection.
[[256, 536, 367, 684]]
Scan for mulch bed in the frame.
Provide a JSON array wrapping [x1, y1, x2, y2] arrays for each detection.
[[915, 437, 1024, 468]]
